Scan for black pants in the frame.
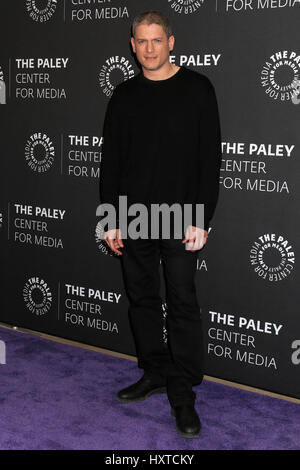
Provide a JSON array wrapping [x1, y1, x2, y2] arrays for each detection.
[[120, 233, 204, 407]]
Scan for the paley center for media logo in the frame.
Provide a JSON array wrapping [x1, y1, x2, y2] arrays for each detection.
[[99, 56, 135, 97], [260, 50, 300, 102], [25, 132, 55, 172], [250, 233, 295, 281], [168, 0, 205, 15], [26, 0, 57, 22], [23, 276, 53, 316]]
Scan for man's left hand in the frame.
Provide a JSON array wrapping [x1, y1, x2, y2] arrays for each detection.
[[182, 225, 208, 251]]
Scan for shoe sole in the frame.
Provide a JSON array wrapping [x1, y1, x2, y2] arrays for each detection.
[[170, 408, 201, 439], [117, 386, 167, 403]]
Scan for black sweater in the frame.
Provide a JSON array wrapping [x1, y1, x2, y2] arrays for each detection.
[[99, 65, 222, 233]]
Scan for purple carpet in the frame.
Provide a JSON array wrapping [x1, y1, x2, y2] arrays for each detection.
[[0, 326, 299, 450]]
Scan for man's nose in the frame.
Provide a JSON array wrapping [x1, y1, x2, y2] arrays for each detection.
[[146, 41, 154, 53]]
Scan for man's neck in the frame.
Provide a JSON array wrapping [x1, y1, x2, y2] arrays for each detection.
[[142, 63, 180, 81]]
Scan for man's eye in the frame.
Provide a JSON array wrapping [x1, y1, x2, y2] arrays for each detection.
[[137, 40, 161, 44]]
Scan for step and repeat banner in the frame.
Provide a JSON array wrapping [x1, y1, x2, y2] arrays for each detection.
[[0, 1, 299, 399]]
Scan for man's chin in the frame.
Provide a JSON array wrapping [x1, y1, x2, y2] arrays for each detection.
[[143, 65, 158, 71], [141, 60, 161, 71]]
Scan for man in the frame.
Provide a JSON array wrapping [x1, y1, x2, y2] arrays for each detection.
[[99, 11, 222, 439]]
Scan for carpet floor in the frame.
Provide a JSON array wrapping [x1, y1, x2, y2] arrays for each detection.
[[0, 326, 299, 450]]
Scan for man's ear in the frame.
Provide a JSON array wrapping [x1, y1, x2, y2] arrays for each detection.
[[168, 35, 175, 52]]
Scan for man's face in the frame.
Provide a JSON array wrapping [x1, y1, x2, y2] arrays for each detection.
[[131, 23, 175, 71]]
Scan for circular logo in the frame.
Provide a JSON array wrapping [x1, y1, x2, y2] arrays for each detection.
[[99, 56, 134, 97], [168, 0, 205, 14], [25, 132, 55, 173], [260, 50, 300, 101], [23, 276, 52, 315], [26, 0, 57, 22], [250, 234, 295, 281], [95, 220, 119, 257]]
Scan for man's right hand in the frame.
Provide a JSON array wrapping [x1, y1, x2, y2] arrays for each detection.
[[104, 228, 124, 255]]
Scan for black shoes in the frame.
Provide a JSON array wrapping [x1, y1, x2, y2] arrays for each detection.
[[117, 375, 201, 439], [171, 404, 201, 438], [117, 374, 167, 403]]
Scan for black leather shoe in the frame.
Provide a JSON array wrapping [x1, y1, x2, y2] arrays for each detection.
[[117, 374, 167, 403], [171, 404, 201, 438]]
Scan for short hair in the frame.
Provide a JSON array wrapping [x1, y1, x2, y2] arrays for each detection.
[[132, 11, 173, 39]]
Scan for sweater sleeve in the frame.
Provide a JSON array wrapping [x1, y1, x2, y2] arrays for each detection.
[[193, 77, 222, 232], [99, 86, 122, 232]]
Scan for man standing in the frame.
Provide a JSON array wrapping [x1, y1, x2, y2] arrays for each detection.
[[99, 11, 222, 439]]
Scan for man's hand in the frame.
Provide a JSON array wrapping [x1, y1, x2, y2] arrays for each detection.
[[104, 228, 124, 255], [182, 225, 208, 251]]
